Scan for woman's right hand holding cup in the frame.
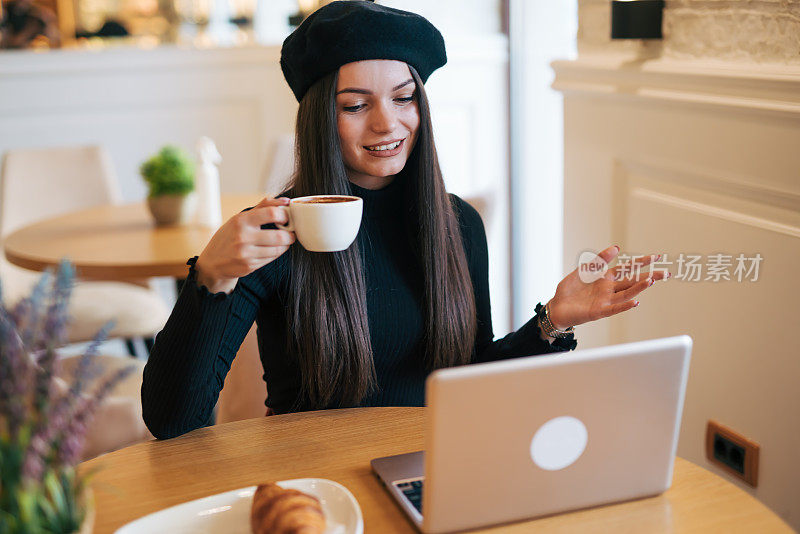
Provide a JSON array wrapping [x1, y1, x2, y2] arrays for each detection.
[[194, 196, 295, 294]]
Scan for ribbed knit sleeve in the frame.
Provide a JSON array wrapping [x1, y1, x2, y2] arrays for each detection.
[[449, 195, 577, 364], [141, 257, 275, 439]]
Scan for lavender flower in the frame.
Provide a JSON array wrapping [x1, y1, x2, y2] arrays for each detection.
[[41, 259, 74, 350], [21, 434, 48, 482], [0, 308, 31, 440], [2, 258, 135, 534], [20, 321, 118, 479], [56, 364, 135, 467], [10, 268, 52, 349], [68, 321, 115, 397], [31, 262, 72, 414]]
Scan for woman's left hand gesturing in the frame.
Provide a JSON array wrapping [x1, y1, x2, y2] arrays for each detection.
[[546, 244, 670, 331]]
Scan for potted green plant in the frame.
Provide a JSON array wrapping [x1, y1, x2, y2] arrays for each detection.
[[0, 261, 134, 533], [140, 145, 197, 226]]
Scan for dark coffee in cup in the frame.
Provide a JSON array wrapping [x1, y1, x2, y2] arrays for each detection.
[[295, 196, 358, 204]]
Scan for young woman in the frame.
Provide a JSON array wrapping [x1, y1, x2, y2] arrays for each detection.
[[142, 1, 667, 440]]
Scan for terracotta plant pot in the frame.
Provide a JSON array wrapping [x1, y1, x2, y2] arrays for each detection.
[[147, 193, 197, 226]]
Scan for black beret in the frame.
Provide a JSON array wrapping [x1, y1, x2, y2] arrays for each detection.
[[280, 1, 447, 102]]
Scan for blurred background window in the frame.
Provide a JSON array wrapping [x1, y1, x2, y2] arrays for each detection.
[[0, 0, 339, 50]]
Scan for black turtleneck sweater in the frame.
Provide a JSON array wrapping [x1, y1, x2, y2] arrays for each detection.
[[142, 177, 576, 439]]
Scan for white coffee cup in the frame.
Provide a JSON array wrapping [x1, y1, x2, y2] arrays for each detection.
[[277, 195, 363, 252]]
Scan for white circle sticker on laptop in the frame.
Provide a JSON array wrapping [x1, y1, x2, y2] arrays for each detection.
[[530, 416, 588, 471]]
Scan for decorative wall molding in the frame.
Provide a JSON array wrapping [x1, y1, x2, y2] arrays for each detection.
[[552, 57, 800, 117], [618, 157, 800, 213], [556, 50, 800, 529], [0, 45, 282, 77], [634, 188, 800, 238], [613, 158, 800, 244]]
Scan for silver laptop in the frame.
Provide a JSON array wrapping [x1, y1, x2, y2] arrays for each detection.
[[372, 335, 692, 533]]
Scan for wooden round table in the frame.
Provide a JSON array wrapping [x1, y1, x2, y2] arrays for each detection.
[[80, 407, 791, 534], [3, 194, 264, 280]]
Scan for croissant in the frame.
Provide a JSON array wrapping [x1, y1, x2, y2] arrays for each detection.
[[250, 483, 326, 534]]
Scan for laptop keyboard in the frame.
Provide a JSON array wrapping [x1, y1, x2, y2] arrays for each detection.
[[394, 478, 424, 514]]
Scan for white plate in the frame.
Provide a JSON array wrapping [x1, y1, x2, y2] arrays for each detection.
[[115, 478, 363, 534]]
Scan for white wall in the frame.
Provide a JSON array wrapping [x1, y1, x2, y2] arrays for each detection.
[[556, 1, 800, 528], [509, 0, 577, 328], [0, 45, 297, 201]]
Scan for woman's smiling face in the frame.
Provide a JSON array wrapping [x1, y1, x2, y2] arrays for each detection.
[[335, 60, 420, 189]]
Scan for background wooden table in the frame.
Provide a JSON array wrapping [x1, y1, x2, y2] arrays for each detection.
[[3, 194, 264, 280], [80, 407, 792, 533]]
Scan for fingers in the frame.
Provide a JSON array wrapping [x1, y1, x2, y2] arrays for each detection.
[[596, 244, 621, 266], [244, 197, 291, 227], [603, 299, 640, 318], [651, 270, 670, 282], [608, 253, 662, 281], [613, 268, 668, 291], [608, 270, 670, 314], [582, 245, 664, 282], [613, 276, 642, 292], [251, 230, 295, 247], [249, 245, 292, 260], [254, 195, 290, 208], [611, 277, 652, 304], [632, 253, 658, 269], [247, 204, 291, 226]]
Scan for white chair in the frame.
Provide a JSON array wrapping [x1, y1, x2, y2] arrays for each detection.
[[0, 145, 169, 347], [216, 325, 268, 424]]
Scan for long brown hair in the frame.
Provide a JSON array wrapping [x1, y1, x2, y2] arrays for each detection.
[[286, 65, 476, 411]]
